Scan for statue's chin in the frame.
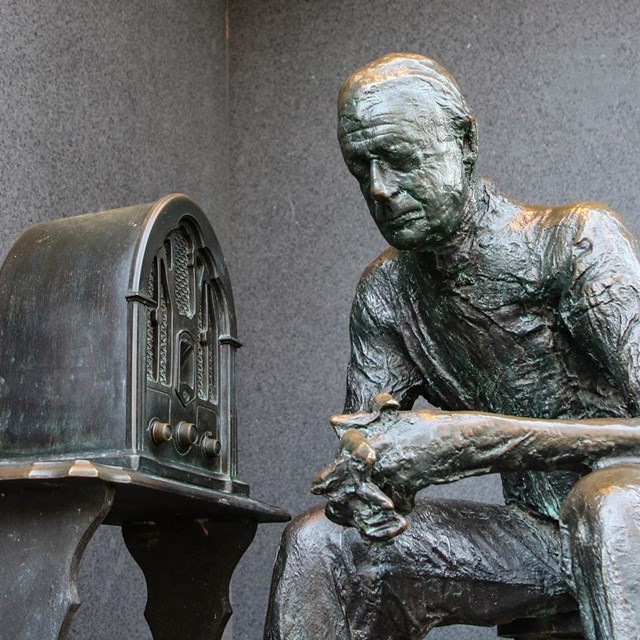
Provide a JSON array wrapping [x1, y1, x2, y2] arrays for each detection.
[[383, 214, 466, 253], [383, 226, 438, 252]]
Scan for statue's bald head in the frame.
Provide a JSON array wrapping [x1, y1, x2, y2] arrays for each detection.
[[338, 53, 477, 174]]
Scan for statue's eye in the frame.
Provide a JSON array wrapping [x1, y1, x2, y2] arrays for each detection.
[[347, 158, 369, 180], [386, 148, 419, 170]]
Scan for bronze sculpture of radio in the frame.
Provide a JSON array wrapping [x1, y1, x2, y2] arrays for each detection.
[[0, 193, 275, 506], [0, 194, 287, 640]]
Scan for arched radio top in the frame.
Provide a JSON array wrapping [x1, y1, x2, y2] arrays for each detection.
[[128, 193, 237, 341]]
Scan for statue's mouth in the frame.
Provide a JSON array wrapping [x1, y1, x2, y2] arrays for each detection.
[[382, 207, 422, 229]]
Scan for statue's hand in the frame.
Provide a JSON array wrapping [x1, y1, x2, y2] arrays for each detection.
[[327, 394, 481, 511], [312, 393, 478, 541], [365, 409, 481, 504], [311, 429, 408, 543]]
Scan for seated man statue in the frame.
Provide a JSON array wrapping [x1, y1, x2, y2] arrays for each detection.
[[264, 53, 640, 640]]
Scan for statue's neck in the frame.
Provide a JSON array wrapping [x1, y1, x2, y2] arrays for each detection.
[[419, 177, 487, 274]]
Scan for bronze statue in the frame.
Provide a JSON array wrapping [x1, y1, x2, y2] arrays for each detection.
[[264, 53, 640, 640]]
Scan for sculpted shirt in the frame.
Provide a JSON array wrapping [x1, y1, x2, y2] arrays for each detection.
[[345, 181, 640, 520]]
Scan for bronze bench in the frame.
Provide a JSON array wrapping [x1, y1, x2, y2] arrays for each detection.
[[497, 612, 584, 639]]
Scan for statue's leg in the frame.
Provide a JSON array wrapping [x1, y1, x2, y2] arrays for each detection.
[[560, 464, 640, 640], [265, 498, 575, 640]]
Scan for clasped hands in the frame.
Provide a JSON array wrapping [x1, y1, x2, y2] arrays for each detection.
[[311, 393, 480, 543]]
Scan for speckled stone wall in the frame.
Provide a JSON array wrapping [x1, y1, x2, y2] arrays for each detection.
[[0, 1, 228, 637], [227, 2, 640, 639], [2, 1, 640, 639]]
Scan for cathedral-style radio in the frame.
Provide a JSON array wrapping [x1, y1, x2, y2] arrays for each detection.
[[0, 194, 287, 640]]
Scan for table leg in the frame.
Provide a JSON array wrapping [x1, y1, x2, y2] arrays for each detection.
[[123, 518, 257, 640], [0, 482, 115, 639]]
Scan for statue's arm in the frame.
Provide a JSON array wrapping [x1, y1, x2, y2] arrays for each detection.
[[312, 403, 640, 541], [559, 206, 640, 411], [336, 408, 640, 513], [344, 257, 426, 413]]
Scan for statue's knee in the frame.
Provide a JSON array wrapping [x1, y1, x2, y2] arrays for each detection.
[[560, 465, 640, 533], [283, 505, 338, 546], [278, 505, 346, 571]]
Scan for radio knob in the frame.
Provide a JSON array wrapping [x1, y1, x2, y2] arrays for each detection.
[[201, 432, 221, 458], [175, 421, 198, 448], [149, 420, 172, 444]]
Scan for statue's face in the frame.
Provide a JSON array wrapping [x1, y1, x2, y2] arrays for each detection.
[[339, 81, 471, 252]]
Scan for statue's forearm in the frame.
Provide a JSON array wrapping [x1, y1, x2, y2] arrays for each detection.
[[462, 413, 640, 471], [366, 411, 640, 493]]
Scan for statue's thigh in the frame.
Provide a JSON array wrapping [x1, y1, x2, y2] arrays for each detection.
[[335, 497, 575, 630], [560, 463, 640, 570], [560, 464, 640, 617]]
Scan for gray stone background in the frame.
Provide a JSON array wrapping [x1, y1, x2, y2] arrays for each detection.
[[0, 0, 229, 637], [1, 0, 640, 638]]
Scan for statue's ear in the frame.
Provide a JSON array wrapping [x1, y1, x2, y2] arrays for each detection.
[[462, 116, 479, 176]]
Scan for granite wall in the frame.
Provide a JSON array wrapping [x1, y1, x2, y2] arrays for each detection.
[[227, 1, 640, 639], [0, 1, 229, 637], [1, 1, 640, 639]]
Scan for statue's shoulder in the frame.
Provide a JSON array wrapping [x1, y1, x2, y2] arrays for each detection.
[[477, 184, 636, 285], [481, 179, 623, 234], [561, 201, 631, 238], [359, 246, 402, 284], [533, 201, 634, 255], [545, 200, 624, 230], [494, 192, 630, 248], [351, 247, 404, 324]]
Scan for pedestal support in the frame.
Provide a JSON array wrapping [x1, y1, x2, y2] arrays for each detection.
[[0, 482, 115, 639], [123, 518, 258, 640]]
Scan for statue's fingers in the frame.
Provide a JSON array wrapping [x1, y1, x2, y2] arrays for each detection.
[[360, 481, 395, 510], [310, 456, 350, 494], [340, 430, 376, 469], [359, 512, 409, 543]]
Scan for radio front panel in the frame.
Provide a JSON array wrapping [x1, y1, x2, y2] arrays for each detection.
[[139, 217, 229, 475]]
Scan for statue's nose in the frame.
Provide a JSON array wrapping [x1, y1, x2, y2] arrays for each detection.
[[370, 161, 397, 201]]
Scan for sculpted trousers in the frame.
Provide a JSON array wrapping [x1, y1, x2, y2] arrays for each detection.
[[264, 466, 640, 640]]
